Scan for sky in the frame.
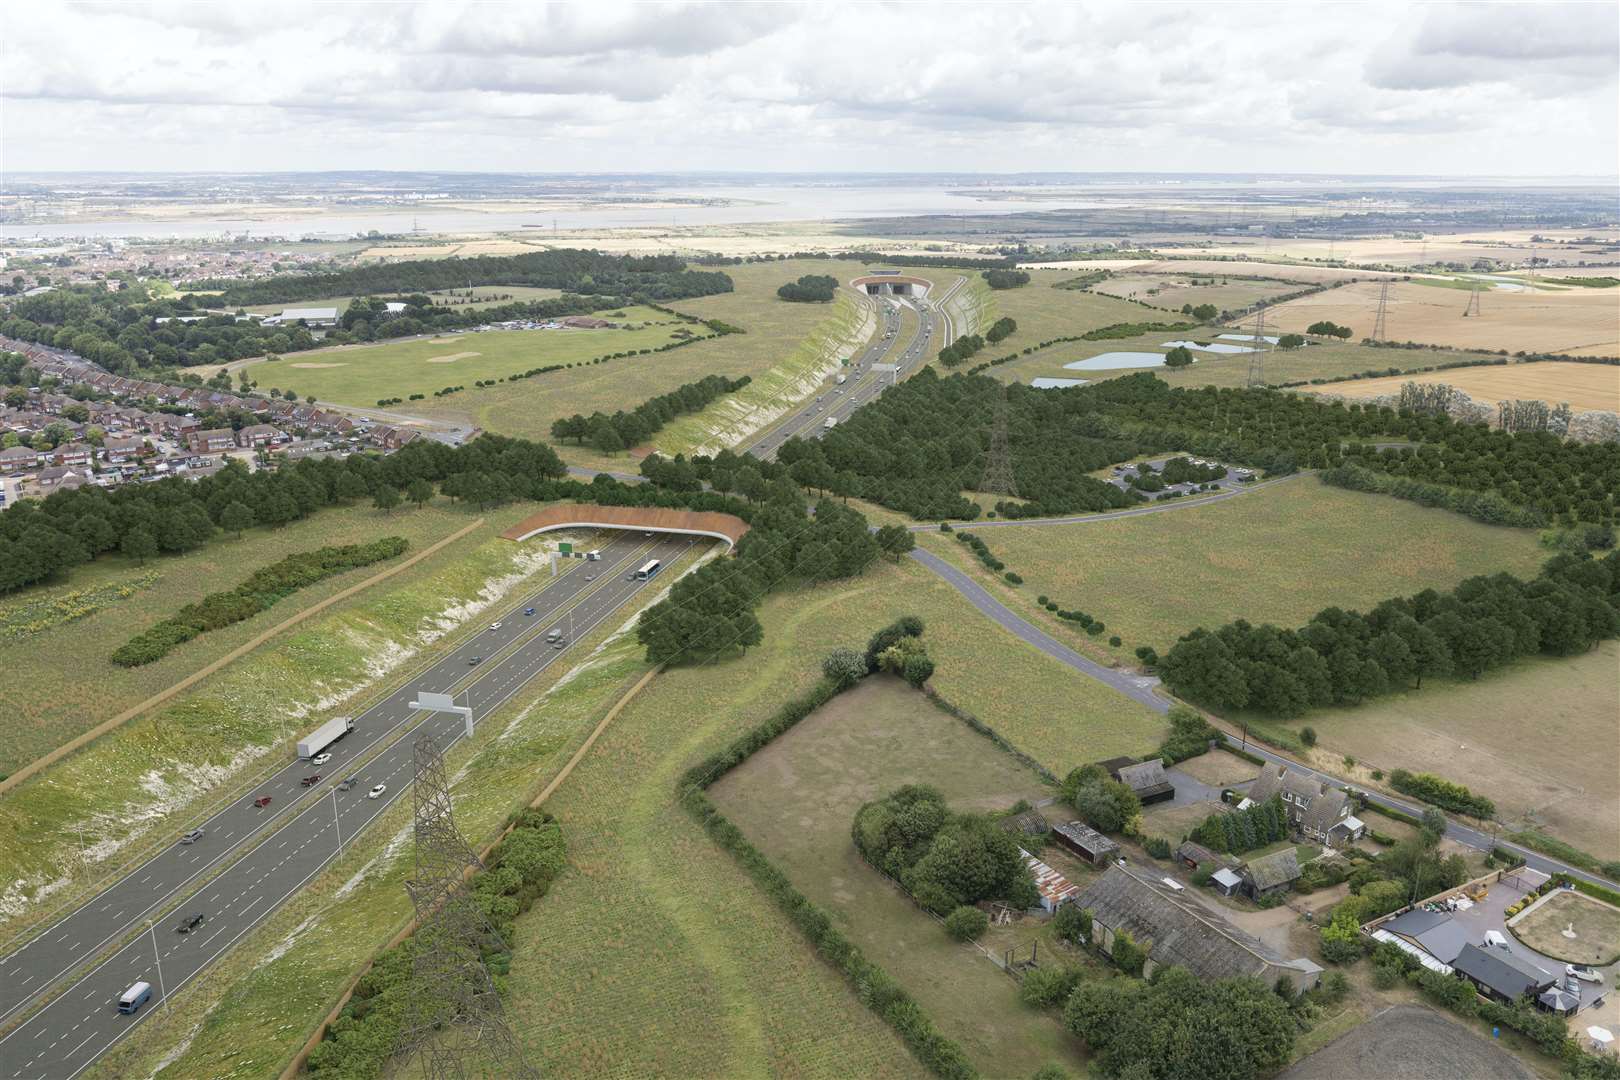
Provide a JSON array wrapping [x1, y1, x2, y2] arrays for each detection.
[[3, 0, 1617, 177]]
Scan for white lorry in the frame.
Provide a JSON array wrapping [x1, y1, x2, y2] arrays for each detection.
[[835, 373, 848, 385], [823, 417, 837, 430], [297, 717, 355, 759]]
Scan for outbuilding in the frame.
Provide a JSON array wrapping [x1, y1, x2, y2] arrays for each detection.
[[1051, 821, 1119, 866]]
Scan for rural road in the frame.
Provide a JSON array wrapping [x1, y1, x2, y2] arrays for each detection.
[[0, 531, 697, 1079]]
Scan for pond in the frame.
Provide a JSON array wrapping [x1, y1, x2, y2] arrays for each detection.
[[1062, 352, 1175, 370], [1161, 340, 1256, 354], [1030, 377, 1089, 388], [1217, 333, 1279, 344]]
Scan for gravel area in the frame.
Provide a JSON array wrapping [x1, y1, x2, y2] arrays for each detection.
[[1281, 1005, 1534, 1080]]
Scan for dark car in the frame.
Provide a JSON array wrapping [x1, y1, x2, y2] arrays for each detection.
[[524, 607, 536, 616], [176, 912, 204, 934], [468, 656, 482, 666], [299, 774, 321, 787]]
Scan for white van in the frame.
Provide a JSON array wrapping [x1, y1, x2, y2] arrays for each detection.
[[118, 981, 153, 1014], [1483, 930, 1509, 949]]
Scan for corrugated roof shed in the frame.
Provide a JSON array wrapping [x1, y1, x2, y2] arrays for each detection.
[[1241, 848, 1302, 892], [1020, 848, 1080, 909]]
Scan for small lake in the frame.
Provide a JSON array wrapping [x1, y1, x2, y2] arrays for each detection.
[[1030, 377, 1089, 388], [1161, 340, 1256, 354], [1063, 352, 1176, 370], [1217, 333, 1279, 344]]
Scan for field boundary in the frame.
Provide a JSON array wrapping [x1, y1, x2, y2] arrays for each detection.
[[0, 518, 486, 798], [277, 661, 663, 1079]]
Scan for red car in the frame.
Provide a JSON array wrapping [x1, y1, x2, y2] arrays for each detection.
[[254, 795, 272, 808], [300, 774, 322, 787]]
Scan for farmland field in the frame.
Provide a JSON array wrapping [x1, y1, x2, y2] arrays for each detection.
[[1091, 271, 1308, 314], [1264, 279, 1620, 356], [0, 500, 484, 779], [1306, 361, 1620, 414], [947, 267, 1146, 354], [710, 676, 1086, 1076], [916, 475, 1548, 659], [1248, 640, 1619, 864], [499, 555, 1164, 1077], [228, 304, 689, 404]]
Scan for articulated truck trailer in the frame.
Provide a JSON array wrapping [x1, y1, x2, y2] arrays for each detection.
[[297, 717, 356, 759]]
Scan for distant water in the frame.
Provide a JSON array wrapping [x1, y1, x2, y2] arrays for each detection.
[[1063, 352, 1174, 370], [0, 184, 1112, 242], [1030, 377, 1089, 388], [1161, 340, 1256, 354]]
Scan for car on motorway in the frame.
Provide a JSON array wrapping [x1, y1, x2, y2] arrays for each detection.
[[643, 531, 655, 537], [300, 774, 322, 787], [175, 912, 205, 934], [524, 607, 536, 616], [254, 795, 272, 808], [311, 752, 332, 766], [337, 776, 358, 792], [368, 783, 387, 799], [1569, 964, 1604, 983], [489, 621, 502, 631], [180, 828, 205, 845], [468, 655, 482, 666]]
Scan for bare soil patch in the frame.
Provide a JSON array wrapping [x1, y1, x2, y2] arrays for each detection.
[[1308, 361, 1619, 414], [1281, 1004, 1534, 1080], [1512, 890, 1620, 966], [425, 351, 482, 364]]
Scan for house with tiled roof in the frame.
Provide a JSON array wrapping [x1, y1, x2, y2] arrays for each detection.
[[1245, 765, 1365, 848]]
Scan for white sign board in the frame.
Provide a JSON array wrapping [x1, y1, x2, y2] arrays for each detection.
[[414, 691, 457, 711]]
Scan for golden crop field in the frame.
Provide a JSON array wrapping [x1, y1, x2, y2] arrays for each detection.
[[1308, 361, 1620, 413]]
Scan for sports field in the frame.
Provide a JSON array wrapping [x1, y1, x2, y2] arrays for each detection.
[[229, 304, 689, 405], [917, 476, 1548, 658], [1265, 279, 1620, 357], [1307, 361, 1620, 414], [710, 676, 1086, 1076]]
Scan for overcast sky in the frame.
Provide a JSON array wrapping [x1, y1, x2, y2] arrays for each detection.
[[3, 1, 1616, 177]]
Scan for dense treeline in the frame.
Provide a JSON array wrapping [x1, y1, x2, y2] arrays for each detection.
[[1158, 551, 1620, 717], [635, 491, 878, 664], [981, 269, 1030, 290], [307, 810, 565, 1078], [1388, 769, 1496, 818], [936, 333, 984, 368], [983, 316, 1016, 344], [776, 369, 1143, 521], [775, 274, 839, 302], [111, 537, 409, 666], [549, 373, 751, 452], [1321, 464, 1545, 528], [209, 249, 734, 306], [852, 784, 1037, 914], [1188, 796, 1289, 855], [0, 434, 566, 594]]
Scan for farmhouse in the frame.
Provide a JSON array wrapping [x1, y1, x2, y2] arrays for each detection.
[[1451, 943, 1557, 1004], [1075, 864, 1322, 991], [1051, 821, 1119, 865], [1238, 848, 1302, 898], [1246, 766, 1365, 847], [1097, 756, 1175, 805]]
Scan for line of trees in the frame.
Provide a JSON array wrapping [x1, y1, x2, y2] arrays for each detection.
[[549, 373, 751, 453], [983, 316, 1016, 344], [982, 269, 1030, 290], [111, 537, 409, 666], [1188, 795, 1289, 855], [1158, 551, 1620, 717], [1307, 320, 1354, 339], [775, 274, 839, 302]]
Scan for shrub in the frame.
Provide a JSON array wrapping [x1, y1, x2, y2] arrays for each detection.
[[1052, 902, 1090, 945], [1004, 571, 1023, 585], [1108, 635, 1122, 647], [1019, 965, 1081, 1009], [1143, 836, 1172, 859], [1372, 964, 1400, 989], [821, 648, 867, 689], [945, 905, 989, 942], [1388, 769, 1495, 818], [1300, 726, 1317, 747]]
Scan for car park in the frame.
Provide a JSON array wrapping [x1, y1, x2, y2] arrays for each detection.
[[175, 912, 204, 934], [300, 774, 321, 787], [368, 784, 387, 799], [311, 752, 332, 766], [180, 828, 205, 845]]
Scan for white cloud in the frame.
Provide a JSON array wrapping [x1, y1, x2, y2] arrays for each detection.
[[1, 0, 1614, 174]]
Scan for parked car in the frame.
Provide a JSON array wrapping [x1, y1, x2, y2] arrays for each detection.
[[311, 752, 332, 767], [368, 784, 387, 799], [180, 828, 205, 845], [1483, 930, 1510, 949], [1565, 973, 1583, 995], [176, 912, 205, 934], [1569, 964, 1605, 984], [254, 795, 272, 809], [300, 774, 321, 787]]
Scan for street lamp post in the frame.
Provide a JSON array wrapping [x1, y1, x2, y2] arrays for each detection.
[[148, 922, 167, 1011]]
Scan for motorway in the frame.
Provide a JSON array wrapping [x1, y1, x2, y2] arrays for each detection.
[[745, 275, 963, 461], [0, 531, 696, 1079]]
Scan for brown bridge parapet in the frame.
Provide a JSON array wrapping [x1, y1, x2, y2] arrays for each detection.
[[500, 504, 749, 549]]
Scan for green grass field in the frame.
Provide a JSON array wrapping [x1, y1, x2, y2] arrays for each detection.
[[238, 284, 567, 316], [0, 500, 482, 779], [984, 326, 1491, 391], [235, 304, 687, 405], [980, 268, 1179, 348], [407, 259, 879, 467], [498, 555, 1164, 1076], [710, 676, 1086, 1076], [917, 476, 1548, 659], [1091, 272, 1306, 314]]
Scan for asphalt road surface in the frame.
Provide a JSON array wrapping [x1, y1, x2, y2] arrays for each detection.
[[746, 276, 962, 461], [0, 531, 695, 1080]]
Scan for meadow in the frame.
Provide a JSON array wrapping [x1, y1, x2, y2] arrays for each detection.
[[949, 267, 1145, 352], [1264, 279, 1620, 357], [237, 284, 567, 316], [1091, 271, 1306, 314], [916, 476, 1549, 659], [496, 556, 1164, 1077], [233, 304, 689, 404], [0, 500, 482, 779], [710, 676, 1086, 1076], [1307, 361, 1620, 414]]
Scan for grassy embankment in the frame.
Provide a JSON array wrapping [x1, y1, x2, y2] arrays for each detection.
[[0, 502, 477, 779], [83, 538, 718, 1080]]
